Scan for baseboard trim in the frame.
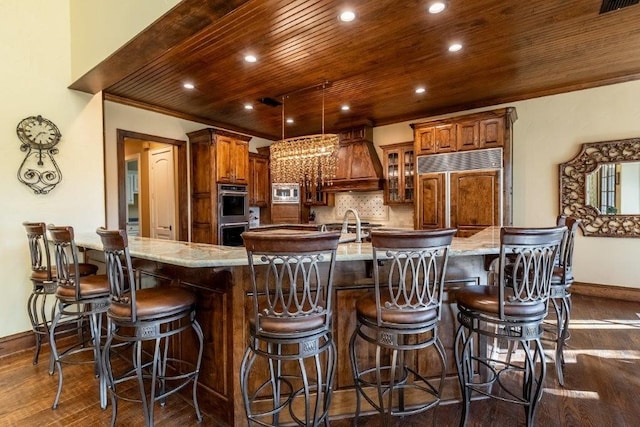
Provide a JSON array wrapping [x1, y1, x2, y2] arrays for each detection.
[[0, 330, 35, 359], [572, 281, 640, 303]]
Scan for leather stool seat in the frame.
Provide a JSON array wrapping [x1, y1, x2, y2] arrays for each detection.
[[108, 287, 196, 321], [455, 286, 547, 318], [356, 292, 438, 325], [31, 263, 98, 282], [55, 274, 110, 300]]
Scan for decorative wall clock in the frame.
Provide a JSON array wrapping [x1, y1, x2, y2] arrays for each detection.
[[16, 115, 62, 194]]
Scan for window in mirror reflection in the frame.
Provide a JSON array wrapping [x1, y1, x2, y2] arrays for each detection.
[[586, 162, 640, 215]]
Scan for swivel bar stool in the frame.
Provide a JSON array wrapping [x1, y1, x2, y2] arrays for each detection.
[[97, 228, 204, 427], [47, 225, 110, 410], [241, 230, 341, 426], [548, 216, 580, 385], [349, 228, 456, 426], [454, 226, 565, 427], [23, 222, 98, 365]]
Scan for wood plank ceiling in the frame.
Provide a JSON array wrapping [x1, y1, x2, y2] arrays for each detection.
[[71, 0, 640, 140]]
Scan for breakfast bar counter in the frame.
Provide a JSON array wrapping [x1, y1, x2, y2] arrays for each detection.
[[75, 227, 501, 426]]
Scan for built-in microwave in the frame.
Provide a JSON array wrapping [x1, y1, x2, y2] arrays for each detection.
[[272, 183, 300, 204]]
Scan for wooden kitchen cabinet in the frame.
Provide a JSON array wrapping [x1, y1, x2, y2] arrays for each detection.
[[450, 170, 500, 237], [248, 153, 269, 207], [413, 109, 515, 156], [413, 107, 516, 233], [382, 142, 414, 204], [418, 173, 445, 230], [216, 134, 249, 184], [187, 128, 251, 244], [415, 124, 455, 155]]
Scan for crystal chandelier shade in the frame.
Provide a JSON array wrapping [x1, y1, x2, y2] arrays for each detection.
[[269, 81, 339, 184], [270, 134, 339, 184]]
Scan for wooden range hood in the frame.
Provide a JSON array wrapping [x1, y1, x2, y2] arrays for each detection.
[[325, 124, 384, 192]]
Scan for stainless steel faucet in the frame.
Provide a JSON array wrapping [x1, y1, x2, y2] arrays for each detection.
[[341, 208, 362, 243]]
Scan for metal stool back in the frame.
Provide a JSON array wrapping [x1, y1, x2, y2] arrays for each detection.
[[241, 230, 341, 426], [349, 228, 456, 426], [454, 226, 565, 426], [97, 228, 204, 427]]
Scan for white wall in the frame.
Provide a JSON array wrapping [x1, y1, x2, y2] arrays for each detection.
[[0, 0, 105, 337], [69, 0, 180, 81]]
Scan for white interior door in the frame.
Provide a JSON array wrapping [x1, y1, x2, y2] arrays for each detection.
[[149, 147, 176, 240]]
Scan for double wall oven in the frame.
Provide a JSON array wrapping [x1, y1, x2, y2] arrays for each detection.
[[218, 184, 249, 246]]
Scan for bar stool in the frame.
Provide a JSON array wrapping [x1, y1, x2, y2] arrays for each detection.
[[349, 228, 456, 426], [548, 216, 580, 385], [454, 227, 565, 427], [97, 228, 204, 427], [240, 230, 341, 426], [47, 225, 110, 410], [22, 222, 98, 365]]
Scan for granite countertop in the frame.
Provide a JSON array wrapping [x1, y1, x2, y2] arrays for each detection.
[[74, 226, 501, 269]]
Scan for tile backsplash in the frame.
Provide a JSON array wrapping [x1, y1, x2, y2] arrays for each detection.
[[312, 191, 414, 228], [335, 192, 388, 220]]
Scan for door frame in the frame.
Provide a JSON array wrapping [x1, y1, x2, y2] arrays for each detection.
[[117, 129, 188, 241]]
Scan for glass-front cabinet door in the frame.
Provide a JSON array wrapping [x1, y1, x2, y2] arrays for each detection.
[[382, 142, 414, 205]]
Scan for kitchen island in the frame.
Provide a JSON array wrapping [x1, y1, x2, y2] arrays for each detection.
[[76, 227, 500, 426]]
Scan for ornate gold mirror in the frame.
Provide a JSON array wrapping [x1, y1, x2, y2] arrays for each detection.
[[560, 138, 640, 237]]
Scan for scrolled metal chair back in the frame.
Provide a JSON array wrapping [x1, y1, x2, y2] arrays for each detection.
[[371, 228, 456, 326], [498, 226, 566, 319], [47, 225, 82, 300], [23, 221, 53, 281], [242, 231, 341, 337], [96, 228, 137, 321]]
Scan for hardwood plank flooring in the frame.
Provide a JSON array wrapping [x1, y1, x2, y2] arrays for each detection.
[[1, 294, 640, 426]]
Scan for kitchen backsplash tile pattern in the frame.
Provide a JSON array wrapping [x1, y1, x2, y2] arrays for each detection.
[[335, 192, 388, 220], [312, 191, 413, 228]]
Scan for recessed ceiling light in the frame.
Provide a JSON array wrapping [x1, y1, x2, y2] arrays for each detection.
[[244, 104, 253, 110], [286, 118, 294, 124], [448, 43, 462, 52], [339, 10, 356, 22], [428, 2, 446, 14], [183, 82, 195, 90], [341, 104, 350, 111], [415, 87, 426, 94], [244, 54, 257, 63]]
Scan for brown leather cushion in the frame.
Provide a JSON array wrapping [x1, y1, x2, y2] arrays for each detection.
[[456, 286, 546, 318], [56, 274, 110, 300], [255, 313, 326, 334], [30, 263, 98, 281], [108, 287, 195, 321], [356, 292, 438, 325]]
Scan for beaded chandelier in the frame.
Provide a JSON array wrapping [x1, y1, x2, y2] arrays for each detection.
[[270, 82, 339, 184]]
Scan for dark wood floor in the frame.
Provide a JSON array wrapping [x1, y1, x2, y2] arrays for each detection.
[[1, 293, 639, 426]]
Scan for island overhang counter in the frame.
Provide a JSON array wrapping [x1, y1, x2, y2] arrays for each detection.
[[75, 227, 500, 426]]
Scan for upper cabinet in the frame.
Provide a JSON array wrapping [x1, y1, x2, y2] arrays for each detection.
[[413, 109, 515, 156], [382, 142, 414, 205], [215, 134, 249, 184], [248, 153, 269, 207], [303, 179, 335, 206]]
